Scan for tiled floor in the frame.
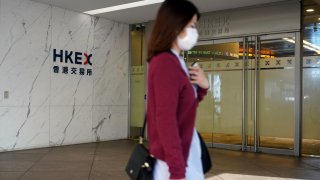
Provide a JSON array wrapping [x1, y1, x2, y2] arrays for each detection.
[[0, 140, 319, 180]]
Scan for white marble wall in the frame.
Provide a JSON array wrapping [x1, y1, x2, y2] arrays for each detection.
[[0, 0, 129, 151]]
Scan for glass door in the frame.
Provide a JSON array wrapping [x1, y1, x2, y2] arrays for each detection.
[[183, 40, 215, 145], [185, 33, 298, 155], [210, 38, 244, 149], [244, 33, 297, 154], [185, 38, 244, 150]]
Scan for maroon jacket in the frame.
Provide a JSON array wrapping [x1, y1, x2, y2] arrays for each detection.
[[147, 51, 208, 179]]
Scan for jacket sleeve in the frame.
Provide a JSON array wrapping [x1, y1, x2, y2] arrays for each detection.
[[197, 86, 209, 102], [152, 57, 186, 179]]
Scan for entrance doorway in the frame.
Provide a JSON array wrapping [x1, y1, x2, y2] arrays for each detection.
[[184, 33, 299, 155]]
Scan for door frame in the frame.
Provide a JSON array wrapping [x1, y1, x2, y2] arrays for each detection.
[[202, 32, 302, 156], [197, 37, 245, 151]]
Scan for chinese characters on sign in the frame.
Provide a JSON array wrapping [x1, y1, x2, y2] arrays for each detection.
[[53, 49, 93, 76], [53, 66, 92, 76], [198, 16, 231, 38]]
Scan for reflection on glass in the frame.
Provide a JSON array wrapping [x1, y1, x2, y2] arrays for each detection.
[[257, 37, 295, 150], [303, 64, 320, 156], [185, 44, 215, 143], [213, 74, 221, 103], [185, 40, 243, 146], [302, 0, 320, 156]]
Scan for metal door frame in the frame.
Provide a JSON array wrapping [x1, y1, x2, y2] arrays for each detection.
[[203, 32, 301, 156], [258, 31, 301, 156], [205, 37, 245, 151], [244, 32, 301, 156]]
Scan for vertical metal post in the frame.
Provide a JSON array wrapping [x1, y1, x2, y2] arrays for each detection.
[[212, 40, 214, 147], [294, 32, 302, 157], [143, 25, 148, 140], [242, 37, 246, 151], [293, 0, 303, 157], [254, 36, 259, 152], [128, 25, 132, 139]]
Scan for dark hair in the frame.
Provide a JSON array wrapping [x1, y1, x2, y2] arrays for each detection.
[[147, 0, 200, 61]]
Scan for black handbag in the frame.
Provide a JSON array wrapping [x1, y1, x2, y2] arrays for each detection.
[[197, 131, 212, 173], [125, 116, 155, 180]]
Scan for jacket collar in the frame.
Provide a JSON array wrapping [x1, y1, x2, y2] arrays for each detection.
[[165, 50, 189, 79]]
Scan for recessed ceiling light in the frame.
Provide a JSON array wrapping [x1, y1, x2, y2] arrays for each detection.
[[306, 9, 314, 12], [84, 0, 164, 15]]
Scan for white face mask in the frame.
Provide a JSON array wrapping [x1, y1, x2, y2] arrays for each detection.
[[177, 27, 199, 51]]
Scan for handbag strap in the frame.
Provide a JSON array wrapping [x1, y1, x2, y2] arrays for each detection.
[[139, 115, 147, 144]]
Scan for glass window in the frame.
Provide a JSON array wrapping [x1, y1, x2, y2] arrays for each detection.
[[130, 24, 146, 139], [302, 0, 320, 156]]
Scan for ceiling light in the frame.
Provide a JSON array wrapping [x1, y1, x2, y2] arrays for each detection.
[[303, 40, 320, 50], [283, 38, 295, 44], [283, 38, 320, 54], [306, 9, 314, 12], [84, 0, 164, 15]]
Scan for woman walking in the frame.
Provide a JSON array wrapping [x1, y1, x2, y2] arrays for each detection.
[[147, 0, 210, 179]]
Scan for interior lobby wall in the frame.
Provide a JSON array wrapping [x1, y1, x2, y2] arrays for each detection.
[[0, 0, 129, 152]]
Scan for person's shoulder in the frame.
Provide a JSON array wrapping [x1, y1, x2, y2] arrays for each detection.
[[148, 51, 180, 76], [150, 51, 177, 66]]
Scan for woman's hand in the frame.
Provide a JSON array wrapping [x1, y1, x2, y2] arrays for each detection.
[[189, 66, 209, 89]]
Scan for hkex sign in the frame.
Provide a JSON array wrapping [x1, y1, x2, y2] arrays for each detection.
[[53, 49, 93, 76]]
